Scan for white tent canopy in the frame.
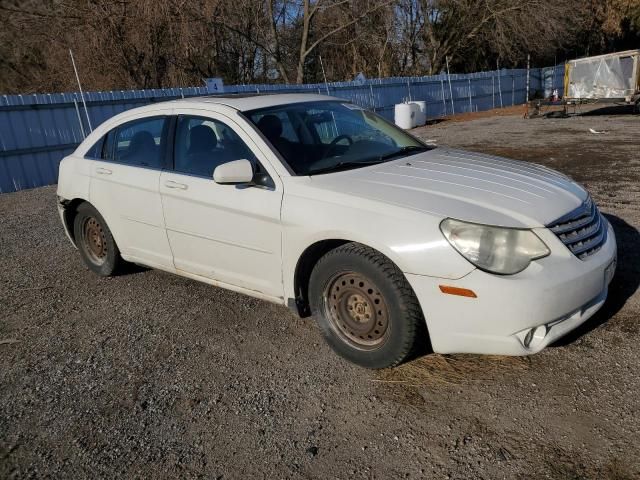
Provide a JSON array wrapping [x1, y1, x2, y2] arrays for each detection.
[[565, 50, 640, 100]]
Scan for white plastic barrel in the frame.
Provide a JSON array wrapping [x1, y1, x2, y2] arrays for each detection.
[[394, 103, 414, 130], [408, 102, 420, 128], [410, 101, 427, 126]]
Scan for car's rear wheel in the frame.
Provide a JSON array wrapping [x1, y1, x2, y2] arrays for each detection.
[[73, 203, 122, 276], [309, 242, 426, 369]]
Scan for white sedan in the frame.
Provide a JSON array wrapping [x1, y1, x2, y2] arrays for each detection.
[[57, 94, 617, 368]]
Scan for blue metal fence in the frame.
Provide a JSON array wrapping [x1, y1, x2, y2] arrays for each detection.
[[0, 66, 565, 193]]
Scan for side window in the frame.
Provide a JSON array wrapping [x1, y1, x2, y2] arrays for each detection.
[[174, 116, 257, 178], [112, 117, 166, 168]]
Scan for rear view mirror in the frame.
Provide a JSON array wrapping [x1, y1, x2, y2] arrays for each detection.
[[213, 159, 254, 184]]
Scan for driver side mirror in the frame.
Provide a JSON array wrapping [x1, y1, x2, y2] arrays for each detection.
[[213, 159, 254, 185]]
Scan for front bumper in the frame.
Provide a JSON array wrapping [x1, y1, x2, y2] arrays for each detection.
[[406, 221, 617, 355]]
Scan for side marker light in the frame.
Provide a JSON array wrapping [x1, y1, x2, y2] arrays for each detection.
[[439, 285, 477, 298]]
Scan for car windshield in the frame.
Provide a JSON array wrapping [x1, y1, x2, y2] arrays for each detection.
[[245, 101, 432, 175]]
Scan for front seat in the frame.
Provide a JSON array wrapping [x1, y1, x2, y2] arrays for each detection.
[[257, 115, 294, 160], [188, 125, 218, 155], [185, 125, 219, 177]]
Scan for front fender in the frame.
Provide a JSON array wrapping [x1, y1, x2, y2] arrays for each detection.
[[281, 191, 474, 301]]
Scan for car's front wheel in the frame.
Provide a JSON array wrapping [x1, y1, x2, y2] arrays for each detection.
[[309, 243, 426, 369], [73, 202, 123, 276]]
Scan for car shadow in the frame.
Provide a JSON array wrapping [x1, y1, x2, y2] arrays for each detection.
[[551, 213, 640, 347], [541, 104, 636, 119], [577, 104, 636, 116], [116, 262, 150, 276]]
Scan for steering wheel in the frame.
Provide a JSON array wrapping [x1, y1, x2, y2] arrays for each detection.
[[324, 134, 353, 158]]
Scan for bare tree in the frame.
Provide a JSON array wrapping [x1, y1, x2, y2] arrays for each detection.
[[217, 0, 394, 83], [408, 0, 581, 74], [0, 0, 637, 93]]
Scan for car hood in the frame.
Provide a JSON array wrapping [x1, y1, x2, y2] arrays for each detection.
[[308, 147, 588, 228]]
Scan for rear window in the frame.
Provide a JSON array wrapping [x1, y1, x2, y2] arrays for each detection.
[[113, 117, 166, 168], [86, 116, 167, 169], [85, 138, 103, 159]]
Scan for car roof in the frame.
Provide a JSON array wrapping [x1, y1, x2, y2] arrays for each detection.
[[167, 93, 342, 112], [82, 93, 349, 142]]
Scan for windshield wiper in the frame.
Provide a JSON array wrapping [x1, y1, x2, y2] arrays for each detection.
[[376, 145, 430, 162], [309, 159, 385, 175]]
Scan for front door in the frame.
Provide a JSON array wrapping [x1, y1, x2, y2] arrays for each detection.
[[159, 113, 284, 298]]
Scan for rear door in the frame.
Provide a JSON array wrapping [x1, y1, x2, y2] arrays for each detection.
[[159, 111, 284, 297], [89, 114, 174, 269]]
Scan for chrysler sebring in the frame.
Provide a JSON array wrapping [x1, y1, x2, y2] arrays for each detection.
[[57, 94, 617, 368]]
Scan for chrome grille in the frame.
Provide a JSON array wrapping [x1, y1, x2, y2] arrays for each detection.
[[547, 197, 607, 260]]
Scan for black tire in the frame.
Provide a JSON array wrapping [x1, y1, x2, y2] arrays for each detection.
[[73, 202, 123, 276], [309, 242, 426, 369]]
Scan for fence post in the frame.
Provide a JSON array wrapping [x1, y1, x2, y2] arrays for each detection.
[[492, 74, 495, 109], [497, 60, 503, 108], [468, 78, 472, 112], [526, 53, 531, 102], [446, 56, 455, 115], [552, 55, 557, 96], [73, 98, 86, 140], [440, 79, 447, 116], [369, 84, 375, 110], [511, 75, 515, 106]]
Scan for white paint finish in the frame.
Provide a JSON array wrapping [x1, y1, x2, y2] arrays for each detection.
[[306, 147, 588, 229], [55, 155, 93, 246], [213, 159, 254, 184], [158, 107, 285, 297], [178, 93, 339, 111], [56, 93, 619, 358], [279, 175, 476, 302], [405, 222, 616, 355], [89, 160, 174, 269], [57, 155, 91, 204], [160, 171, 283, 296]]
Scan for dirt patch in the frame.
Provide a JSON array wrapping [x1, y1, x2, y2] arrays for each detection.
[[432, 104, 528, 123], [376, 355, 530, 388]]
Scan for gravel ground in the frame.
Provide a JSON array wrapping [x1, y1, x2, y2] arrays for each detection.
[[1, 106, 639, 479]]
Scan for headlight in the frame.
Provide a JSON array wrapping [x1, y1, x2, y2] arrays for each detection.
[[440, 218, 550, 275]]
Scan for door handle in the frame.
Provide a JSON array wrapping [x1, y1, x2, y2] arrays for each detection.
[[164, 180, 188, 190], [96, 167, 112, 175]]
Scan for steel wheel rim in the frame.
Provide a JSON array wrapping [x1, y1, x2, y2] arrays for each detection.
[[81, 216, 107, 265], [323, 271, 390, 350]]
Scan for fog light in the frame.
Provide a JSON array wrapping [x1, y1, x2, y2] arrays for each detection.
[[524, 326, 547, 348]]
